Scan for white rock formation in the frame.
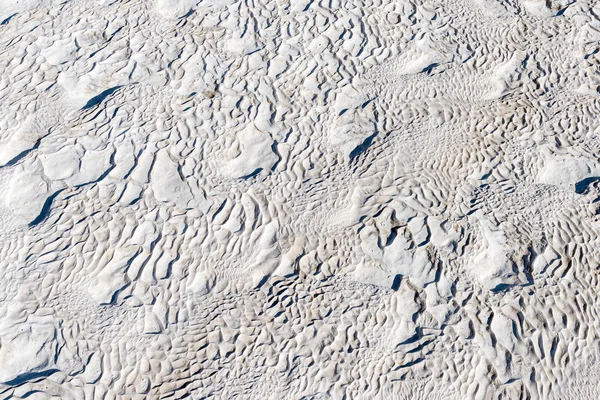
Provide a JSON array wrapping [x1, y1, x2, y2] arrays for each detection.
[[0, 0, 599, 399]]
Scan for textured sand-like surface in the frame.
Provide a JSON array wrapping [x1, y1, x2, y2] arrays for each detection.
[[1, 0, 600, 398]]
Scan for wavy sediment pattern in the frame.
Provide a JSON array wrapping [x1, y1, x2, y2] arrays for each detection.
[[1, 0, 600, 398]]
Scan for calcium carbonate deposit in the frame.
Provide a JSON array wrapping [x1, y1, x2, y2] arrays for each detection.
[[1, 0, 600, 399]]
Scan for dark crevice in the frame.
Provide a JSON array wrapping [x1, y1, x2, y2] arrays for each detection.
[[29, 189, 65, 227], [575, 176, 600, 194], [0, 137, 42, 168], [81, 86, 123, 109], [240, 168, 262, 180], [270, 142, 282, 171], [211, 199, 227, 222], [1, 13, 16, 25], [349, 132, 376, 160], [4, 369, 60, 386]]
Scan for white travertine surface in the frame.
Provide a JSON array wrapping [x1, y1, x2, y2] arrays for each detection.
[[1, 0, 600, 399]]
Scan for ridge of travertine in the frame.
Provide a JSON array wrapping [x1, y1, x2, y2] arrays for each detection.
[[1, 0, 600, 398]]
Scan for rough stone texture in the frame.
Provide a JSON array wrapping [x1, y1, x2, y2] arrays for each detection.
[[1, 0, 600, 399]]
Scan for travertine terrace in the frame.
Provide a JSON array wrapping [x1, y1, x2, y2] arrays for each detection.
[[1, 0, 600, 399]]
